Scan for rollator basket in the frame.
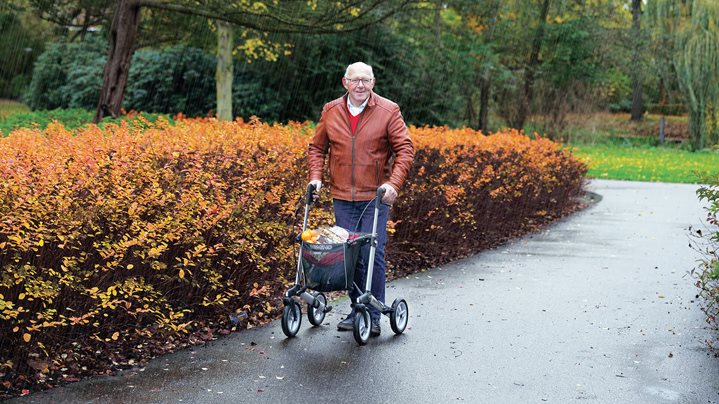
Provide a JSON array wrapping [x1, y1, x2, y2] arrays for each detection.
[[300, 237, 366, 292]]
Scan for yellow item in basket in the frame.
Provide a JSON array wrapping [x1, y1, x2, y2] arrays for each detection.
[[301, 229, 320, 242], [302, 226, 350, 244]]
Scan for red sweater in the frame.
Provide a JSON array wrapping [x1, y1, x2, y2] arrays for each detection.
[[347, 104, 360, 133]]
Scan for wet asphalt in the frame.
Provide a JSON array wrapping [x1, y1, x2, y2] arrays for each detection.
[[11, 179, 719, 404]]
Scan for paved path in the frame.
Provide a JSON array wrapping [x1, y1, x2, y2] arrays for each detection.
[[14, 180, 719, 403]]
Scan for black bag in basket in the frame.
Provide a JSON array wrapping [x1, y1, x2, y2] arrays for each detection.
[[301, 240, 363, 292]]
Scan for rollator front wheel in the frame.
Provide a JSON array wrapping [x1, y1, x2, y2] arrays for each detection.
[[307, 292, 327, 326], [281, 300, 302, 337], [353, 306, 371, 346], [390, 298, 408, 335]]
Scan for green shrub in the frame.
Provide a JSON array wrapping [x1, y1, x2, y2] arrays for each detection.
[[693, 180, 719, 350], [0, 108, 93, 135], [24, 37, 106, 110], [25, 38, 272, 118], [0, 108, 171, 136], [124, 47, 216, 117], [0, 11, 44, 99]]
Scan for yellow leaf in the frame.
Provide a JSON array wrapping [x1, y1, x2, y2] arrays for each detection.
[[127, 264, 134, 270], [23, 333, 31, 343], [111, 332, 119, 341], [13, 326, 19, 332], [179, 269, 185, 279], [18, 293, 25, 300]]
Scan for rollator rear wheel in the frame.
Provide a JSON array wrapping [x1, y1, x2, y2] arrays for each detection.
[[353, 306, 371, 346], [281, 300, 302, 337], [307, 292, 327, 326], [390, 298, 408, 335]]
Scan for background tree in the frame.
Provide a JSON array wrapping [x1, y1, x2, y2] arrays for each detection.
[[475, 0, 504, 132], [648, 0, 719, 150], [13, 0, 696, 136], [512, 0, 552, 130], [629, 0, 644, 121], [92, 0, 417, 122], [215, 20, 232, 121]]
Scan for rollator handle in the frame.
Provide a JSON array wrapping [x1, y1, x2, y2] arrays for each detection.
[[376, 186, 386, 208], [306, 183, 317, 206]]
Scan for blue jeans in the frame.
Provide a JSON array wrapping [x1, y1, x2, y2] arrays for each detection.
[[333, 199, 389, 321]]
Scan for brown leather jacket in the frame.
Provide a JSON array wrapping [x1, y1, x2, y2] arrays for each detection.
[[308, 92, 414, 202]]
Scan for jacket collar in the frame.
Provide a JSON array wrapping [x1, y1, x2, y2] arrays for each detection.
[[343, 91, 377, 109]]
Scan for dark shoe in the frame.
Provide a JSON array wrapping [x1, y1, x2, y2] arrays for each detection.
[[337, 313, 354, 331], [370, 319, 381, 337]]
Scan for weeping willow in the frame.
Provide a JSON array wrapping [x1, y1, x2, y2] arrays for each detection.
[[647, 0, 719, 150]]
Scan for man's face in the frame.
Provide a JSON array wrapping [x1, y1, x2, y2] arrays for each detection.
[[343, 66, 375, 106]]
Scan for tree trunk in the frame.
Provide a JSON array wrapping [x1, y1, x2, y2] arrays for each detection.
[[709, 100, 718, 147], [629, 0, 644, 121], [478, 0, 501, 133], [512, 0, 551, 130], [215, 20, 234, 121], [689, 104, 707, 151], [434, 0, 442, 47], [465, 86, 478, 130], [94, 0, 142, 123], [478, 75, 491, 133]]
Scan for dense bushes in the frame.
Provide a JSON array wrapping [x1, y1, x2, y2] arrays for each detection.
[[124, 47, 216, 117], [0, 12, 44, 99], [24, 37, 107, 111], [390, 127, 586, 269], [25, 39, 269, 118], [0, 119, 586, 396]]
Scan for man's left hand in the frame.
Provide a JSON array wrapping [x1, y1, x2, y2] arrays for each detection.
[[380, 183, 398, 205]]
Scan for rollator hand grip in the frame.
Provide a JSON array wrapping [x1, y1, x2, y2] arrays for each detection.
[[306, 183, 316, 206], [376, 186, 386, 208]]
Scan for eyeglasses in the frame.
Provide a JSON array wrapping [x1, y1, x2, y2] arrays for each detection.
[[345, 77, 374, 86]]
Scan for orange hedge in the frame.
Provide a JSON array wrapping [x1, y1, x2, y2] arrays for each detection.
[[389, 126, 586, 270], [0, 117, 585, 396]]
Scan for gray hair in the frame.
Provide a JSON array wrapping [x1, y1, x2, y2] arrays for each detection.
[[344, 62, 374, 78]]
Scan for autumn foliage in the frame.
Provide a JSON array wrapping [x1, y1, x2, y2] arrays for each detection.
[[0, 117, 586, 396]]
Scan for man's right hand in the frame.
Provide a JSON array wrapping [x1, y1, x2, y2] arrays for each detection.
[[309, 180, 322, 192]]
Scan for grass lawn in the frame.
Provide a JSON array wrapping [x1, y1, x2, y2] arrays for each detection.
[[569, 144, 719, 184], [0, 99, 30, 118]]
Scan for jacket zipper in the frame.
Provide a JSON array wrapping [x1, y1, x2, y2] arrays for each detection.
[[375, 160, 379, 187], [351, 135, 355, 201], [350, 112, 363, 201]]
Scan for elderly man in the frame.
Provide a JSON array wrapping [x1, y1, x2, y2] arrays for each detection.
[[307, 62, 414, 337]]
